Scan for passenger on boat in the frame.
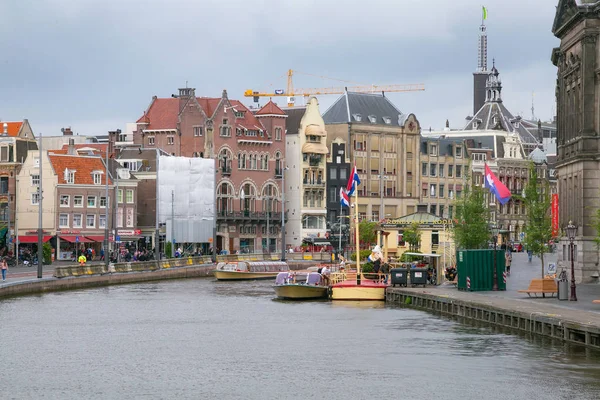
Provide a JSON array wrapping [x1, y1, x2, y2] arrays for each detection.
[[320, 265, 331, 285], [380, 262, 390, 284]]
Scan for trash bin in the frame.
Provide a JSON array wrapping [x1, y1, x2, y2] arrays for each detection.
[[410, 268, 429, 287], [390, 268, 408, 287], [557, 270, 568, 301]]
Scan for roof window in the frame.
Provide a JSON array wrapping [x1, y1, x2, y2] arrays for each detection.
[[383, 116, 391, 125], [368, 115, 377, 124], [352, 114, 362, 122]]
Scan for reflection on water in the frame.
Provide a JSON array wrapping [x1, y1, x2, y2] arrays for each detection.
[[1, 278, 600, 400]]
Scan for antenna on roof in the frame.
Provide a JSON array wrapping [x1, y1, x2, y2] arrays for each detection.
[[531, 91, 536, 121], [185, 80, 188, 88]]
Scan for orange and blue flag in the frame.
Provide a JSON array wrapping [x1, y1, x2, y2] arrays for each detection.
[[484, 163, 511, 205], [346, 163, 361, 196]]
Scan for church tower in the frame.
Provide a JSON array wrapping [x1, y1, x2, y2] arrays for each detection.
[[552, 0, 600, 282], [473, 16, 489, 115]]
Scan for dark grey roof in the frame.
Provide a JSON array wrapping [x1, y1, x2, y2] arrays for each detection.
[[283, 107, 306, 135], [106, 158, 137, 181], [322, 92, 404, 126], [420, 136, 466, 156], [464, 102, 539, 146], [546, 154, 558, 167], [117, 148, 168, 172]]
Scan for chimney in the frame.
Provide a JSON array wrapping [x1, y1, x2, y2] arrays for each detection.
[[3, 122, 7, 135], [177, 87, 195, 112], [222, 89, 228, 99], [62, 127, 73, 136], [67, 138, 76, 155]]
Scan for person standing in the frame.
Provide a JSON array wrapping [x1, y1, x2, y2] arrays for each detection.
[[505, 251, 512, 276], [1, 258, 7, 281]]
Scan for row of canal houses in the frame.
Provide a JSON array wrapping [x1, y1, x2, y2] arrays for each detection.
[[1, 71, 555, 259]]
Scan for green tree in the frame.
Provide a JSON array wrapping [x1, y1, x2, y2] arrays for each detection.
[[358, 220, 378, 249], [452, 170, 490, 249], [43, 242, 53, 265], [403, 222, 421, 252], [520, 162, 552, 278]]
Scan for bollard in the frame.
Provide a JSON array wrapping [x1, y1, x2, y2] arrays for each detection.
[[467, 276, 471, 290]]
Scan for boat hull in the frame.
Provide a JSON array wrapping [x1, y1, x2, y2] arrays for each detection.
[[330, 281, 387, 301], [274, 284, 329, 300], [213, 270, 280, 281]]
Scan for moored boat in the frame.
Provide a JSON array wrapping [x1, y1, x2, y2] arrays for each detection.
[[213, 261, 289, 281], [329, 271, 388, 301], [273, 272, 329, 300]]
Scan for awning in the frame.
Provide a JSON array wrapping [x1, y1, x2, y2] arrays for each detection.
[[305, 124, 326, 137], [85, 236, 106, 242], [59, 235, 94, 243], [301, 142, 328, 155], [18, 236, 52, 243]]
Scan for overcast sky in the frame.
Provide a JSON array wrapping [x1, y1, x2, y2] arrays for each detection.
[[0, 0, 560, 136]]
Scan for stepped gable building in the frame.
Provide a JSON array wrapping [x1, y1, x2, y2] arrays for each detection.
[[323, 92, 421, 225], [552, 0, 600, 282], [134, 88, 287, 254]]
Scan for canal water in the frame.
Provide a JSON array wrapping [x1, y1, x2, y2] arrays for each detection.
[[2, 279, 600, 400]]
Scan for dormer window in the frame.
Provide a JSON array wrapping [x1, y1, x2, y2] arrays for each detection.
[[368, 115, 377, 123], [352, 114, 362, 122], [92, 171, 102, 185], [383, 116, 391, 125], [234, 111, 245, 118], [455, 146, 463, 158], [429, 144, 438, 156], [65, 169, 75, 184], [473, 120, 479, 129]]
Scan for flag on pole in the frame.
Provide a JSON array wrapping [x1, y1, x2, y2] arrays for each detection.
[[346, 163, 361, 196], [340, 187, 349, 207], [482, 6, 488, 20], [484, 163, 511, 205]]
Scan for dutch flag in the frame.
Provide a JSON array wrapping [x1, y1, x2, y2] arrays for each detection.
[[346, 163, 361, 196], [484, 163, 511, 205], [340, 187, 349, 207]]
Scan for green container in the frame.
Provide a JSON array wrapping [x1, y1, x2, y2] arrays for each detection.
[[456, 249, 506, 291]]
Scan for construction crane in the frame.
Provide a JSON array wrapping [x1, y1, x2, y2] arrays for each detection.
[[244, 69, 425, 107]]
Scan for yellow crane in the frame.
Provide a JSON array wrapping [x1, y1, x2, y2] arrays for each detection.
[[244, 69, 425, 107]]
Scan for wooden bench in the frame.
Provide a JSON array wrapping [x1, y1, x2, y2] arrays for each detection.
[[518, 279, 558, 298]]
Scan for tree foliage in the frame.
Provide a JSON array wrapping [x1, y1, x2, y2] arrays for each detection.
[[452, 171, 490, 249], [403, 222, 421, 252], [520, 161, 552, 278], [358, 220, 378, 248]]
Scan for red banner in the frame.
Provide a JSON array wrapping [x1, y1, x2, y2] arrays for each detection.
[[551, 194, 559, 237]]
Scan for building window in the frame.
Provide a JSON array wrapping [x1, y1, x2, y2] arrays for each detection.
[[100, 196, 108, 207], [167, 136, 174, 145], [31, 174, 40, 186], [432, 230, 440, 245], [60, 195, 70, 207], [59, 213, 69, 228], [193, 126, 203, 137], [220, 119, 231, 137], [430, 204, 437, 215], [87, 196, 96, 208], [329, 167, 337, 180], [455, 146, 463, 158], [439, 184, 445, 198], [73, 214, 82, 228], [117, 208, 123, 228], [430, 184, 437, 197], [0, 146, 8, 162], [86, 214, 95, 228], [31, 192, 40, 205], [118, 189, 123, 204], [329, 186, 337, 202], [126, 190, 134, 203], [430, 163, 437, 177], [340, 168, 347, 181], [99, 214, 107, 228], [448, 165, 454, 177], [148, 137, 155, 146], [275, 127, 282, 141], [448, 205, 453, 218], [93, 172, 102, 185], [74, 195, 83, 207], [456, 165, 462, 178], [449, 189, 454, 199], [422, 163, 428, 176], [126, 208, 134, 227], [66, 170, 75, 184], [439, 164, 444, 178], [429, 144, 437, 156], [422, 187, 428, 198]]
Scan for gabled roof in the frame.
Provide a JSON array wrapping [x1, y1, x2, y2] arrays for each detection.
[[323, 92, 404, 126], [53, 143, 108, 157], [196, 97, 221, 118], [0, 121, 23, 137], [136, 98, 179, 130], [420, 136, 466, 156], [48, 154, 112, 185], [529, 147, 547, 164], [284, 107, 306, 135], [553, 0, 600, 36], [256, 100, 286, 116]]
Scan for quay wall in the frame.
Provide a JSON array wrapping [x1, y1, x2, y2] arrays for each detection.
[[387, 287, 600, 350]]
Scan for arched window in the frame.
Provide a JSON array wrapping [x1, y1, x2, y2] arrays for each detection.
[[240, 153, 246, 169], [275, 151, 282, 173], [262, 184, 279, 213], [237, 152, 242, 169], [240, 182, 257, 215], [219, 148, 232, 172], [217, 182, 234, 215]]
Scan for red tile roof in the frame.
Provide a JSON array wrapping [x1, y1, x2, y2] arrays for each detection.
[[55, 143, 108, 156], [256, 100, 286, 116], [48, 154, 112, 185], [0, 121, 23, 137], [135, 98, 179, 130], [197, 97, 221, 118]]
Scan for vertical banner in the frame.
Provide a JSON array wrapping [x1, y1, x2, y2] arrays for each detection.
[[551, 194, 559, 237]]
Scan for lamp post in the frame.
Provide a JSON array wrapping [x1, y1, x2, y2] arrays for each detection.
[[566, 220, 577, 301], [491, 225, 499, 291]]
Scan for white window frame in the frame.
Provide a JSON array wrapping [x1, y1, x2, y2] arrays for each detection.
[[31, 174, 40, 186], [126, 190, 134, 204], [100, 196, 108, 208], [429, 144, 438, 156], [59, 213, 69, 228], [74, 195, 83, 207], [117, 189, 123, 204], [93, 172, 102, 185], [73, 214, 83, 228], [193, 126, 203, 137], [148, 136, 155, 145], [167, 136, 174, 145], [126, 208, 134, 227], [31, 192, 40, 205], [86, 214, 95, 228], [87, 196, 96, 208], [99, 214, 107, 228], [66, 170, 75, 184], [60, 195, 70, 207]]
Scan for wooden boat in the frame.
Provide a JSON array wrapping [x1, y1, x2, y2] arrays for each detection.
[[213, 261, 289, 281], [329, 271, 388, 301], [273, 272, 329, 300]]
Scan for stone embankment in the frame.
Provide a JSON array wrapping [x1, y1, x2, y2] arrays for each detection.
[[0, 254, 324, 299], [387, 287, 600, 350]]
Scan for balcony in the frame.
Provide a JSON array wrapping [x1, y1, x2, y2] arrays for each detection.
[[222, 166, 232, 176], [308, 155, 322, 167], [303, 179, 325, 188], [217, 211, 285, 222], [275, 169, 283, 178]]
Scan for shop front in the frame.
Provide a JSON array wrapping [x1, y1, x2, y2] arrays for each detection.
[[56, 230, 107, 261]]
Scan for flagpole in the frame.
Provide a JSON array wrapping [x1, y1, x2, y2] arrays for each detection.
[[339, 199, 343, 256], [354, 187, 360, 285]]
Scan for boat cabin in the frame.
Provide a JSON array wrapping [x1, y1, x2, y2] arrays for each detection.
[[216, 261, 289, 273]]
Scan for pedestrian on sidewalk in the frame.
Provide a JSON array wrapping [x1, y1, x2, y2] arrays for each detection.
[[1, 257, 8, 281], [505, 251, 512, 276]]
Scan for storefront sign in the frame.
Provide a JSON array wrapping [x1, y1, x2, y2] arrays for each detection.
[[57, 230, 81, 234], [381, 219, 454, 229], [117, 229, 142, 236], [551, 194, 559, 237]]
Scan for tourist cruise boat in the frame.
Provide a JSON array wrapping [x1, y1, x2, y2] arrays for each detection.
[[273, 271, 329, 300], [213, 261, 289, 281]]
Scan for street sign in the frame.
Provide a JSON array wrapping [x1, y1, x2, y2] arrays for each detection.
[[519, 232, 525, 240], [75, 236, 79, 243], [116, 235, 121, 243]]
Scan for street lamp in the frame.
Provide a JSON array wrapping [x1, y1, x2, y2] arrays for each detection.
[[566, 220, 577, 301], [491, 225, 499, 291]]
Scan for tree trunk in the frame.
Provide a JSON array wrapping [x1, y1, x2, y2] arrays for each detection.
[[540, 252, 545, 279]]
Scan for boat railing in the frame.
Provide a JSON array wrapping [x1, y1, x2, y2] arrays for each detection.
[[329, 271, 389, 285]]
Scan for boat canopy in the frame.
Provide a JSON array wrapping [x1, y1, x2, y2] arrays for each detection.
[[275, 272, 290, 285], [306, 272, 323, 285]]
